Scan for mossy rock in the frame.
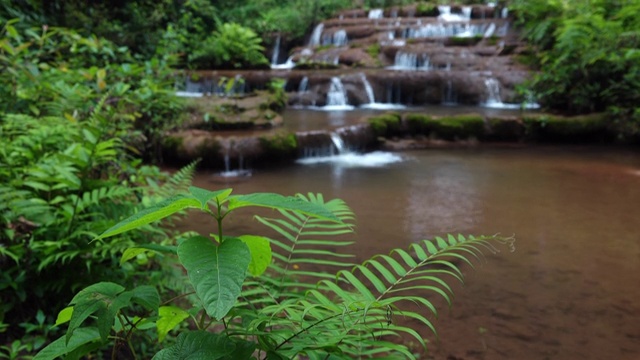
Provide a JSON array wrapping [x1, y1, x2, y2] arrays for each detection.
[[404, 113, 433, 135], [484, 117, 525, 141], [523, 113, 611, 142], [367, 113, 402, 137], [429, 114, 486, 140], [445, 35, 483, 47], [416, 4, 439, 17], [258, 132, 298, 164]]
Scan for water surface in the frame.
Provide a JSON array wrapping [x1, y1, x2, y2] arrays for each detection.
[[182, 146, 640, 360]]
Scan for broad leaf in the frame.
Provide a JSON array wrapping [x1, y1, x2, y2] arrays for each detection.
[[228, 193, 341, 223], [67, 282, 125, 343], [54, 307, 74, 327], [34, 327, 101, 360], [237, 235, 272, 276], [131, 285, 160, 312], [96, 195, 201, 240], [188, 186, 232, 209], [177, 236, 250, 319], [152, 331, 236, 360], [157, 306, 190, 342]]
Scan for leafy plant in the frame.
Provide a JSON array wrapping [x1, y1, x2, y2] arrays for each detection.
[[189, 23, 269, 70], [36, 187, 515, 359]]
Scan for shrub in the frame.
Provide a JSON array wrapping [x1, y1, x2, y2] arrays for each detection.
[[34, 187, 515, 359]]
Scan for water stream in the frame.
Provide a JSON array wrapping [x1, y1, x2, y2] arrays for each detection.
[[180, 141, 640, 360]]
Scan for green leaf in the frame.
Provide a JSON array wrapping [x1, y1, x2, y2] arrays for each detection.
[[177, 236, 250, 319], [34, 327, 101, 360], [96, 195, 201, 240], [53, 307, 74, 328], [131, 285, 160, 312], [188, 186, 232, 209], [152, 331, 236, 360], [237, 235, 272, 277], [228, 193, 341, 222], [67, 282, 125, 344], [157, 306, 190, 342], [120, 248, 147, 264]]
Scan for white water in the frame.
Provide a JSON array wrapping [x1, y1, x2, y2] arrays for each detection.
[[368, 9, 383, 19], [176, 91, 204, 97], [482, 77, 541, 109], [271, 35, 280, 65], [298, 131, 402, 167], [271, 56, 295, 70], [297, 151, 403, 167], [442, 79, 458, 105], [388, 51, 431, 70], [438, 5, 471, 22], [323, 77, 354, 110], [323, 29, 348, 46], [298, 77, 309, 93], [404, 23, 490, 38], [309, 23, 324, 46], [358, 73, 406, 110]]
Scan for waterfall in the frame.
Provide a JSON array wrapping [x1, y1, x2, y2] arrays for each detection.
[[330, 132, 346, 154], [296, 127, 403, 167], [442, 79, 458, 105], [309, 23, 324, 46], [389, 52, 431, 70], [360, 73, 375, 103], [359, 73, 406, 110], [482, 77, 541, 109], [323, 29, 348, 46], [218, 139, 252, 178], [483, 77, 503, 106], [298, 77, 309, 93], [501, 7, 509, 18], [462, 6, 472, 20], [484, 23, 496, 38], [368, 9, 383, 19], [405, 23, 487, 38], [271, 35, 280, 65], [324, 77, 354, 110]]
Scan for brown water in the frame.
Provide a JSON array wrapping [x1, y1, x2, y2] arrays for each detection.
[[182, 145, 640, 360]]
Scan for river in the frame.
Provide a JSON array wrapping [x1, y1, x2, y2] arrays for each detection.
[[178, 109, 640, 360]]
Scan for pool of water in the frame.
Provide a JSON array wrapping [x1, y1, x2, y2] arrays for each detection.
[[179, 145, 640, 360]]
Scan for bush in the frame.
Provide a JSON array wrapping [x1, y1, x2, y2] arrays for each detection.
[[189, 23, 269, 70], [34, 188, 515, 359], [367, 113, 402, 137]]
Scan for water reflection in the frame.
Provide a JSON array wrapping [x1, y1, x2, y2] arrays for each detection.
[[403, 156, 482, 240]]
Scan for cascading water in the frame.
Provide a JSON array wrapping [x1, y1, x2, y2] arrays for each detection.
[[388, 52, 431, 71], [218, 139, 252, 178], [323, 77, 354, 111], [298, 77, 309, 93], [404, 23, 490, 38], [297, 127, 402, 167], [442, 79, 458, 105], [308, 23, 324, 46], [322, 29, 348, 46], [368, 9, 383, 19], [359, 73, 406, 110], [482, 77, 540, 109], [271, 35, 280, 65]]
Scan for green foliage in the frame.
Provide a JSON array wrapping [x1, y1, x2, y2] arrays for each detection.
[[35, 187, 514, 359], [368, 113, 402, 137], [189, 23, 269, 70], [511, 0, 640, 139]]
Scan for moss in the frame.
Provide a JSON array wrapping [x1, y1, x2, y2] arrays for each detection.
[[446, 35, 483, 47], [258, 132, 298, 162], [416, 4, 438, 17], [404, 113, 433, 135], [523, 113, 611, 142], [366, 43, 381, 59], [367, 113, 402, 137], [430, 114, 485, 140], [484, 117, 525, 141]]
